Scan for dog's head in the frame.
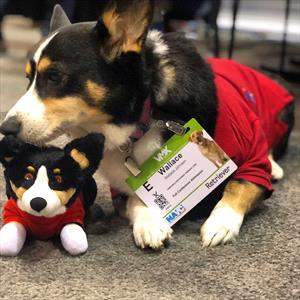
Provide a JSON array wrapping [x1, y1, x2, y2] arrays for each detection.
[[0, 133, 104, 217], [0, 0, 154, 144], [189, 130, 205, 145]]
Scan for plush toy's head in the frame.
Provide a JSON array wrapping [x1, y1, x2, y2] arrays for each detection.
[[0, 134, 105, 217]]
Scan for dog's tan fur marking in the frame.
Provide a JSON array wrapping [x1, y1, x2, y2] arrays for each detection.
[[122, 42, 142, 53], [38, 57, 52, 73], [101, 1, 152, 60], [218, 180, 265, 215], [10, 182, 27, 199], [25, 62, 32, 77], [70, 149, 89, 170], [86, 80, 107, 103], [102, 6, 125, 60], [43, 96, 111, 132], [102, 6, 119, 37], [54, 188, 76, 206]]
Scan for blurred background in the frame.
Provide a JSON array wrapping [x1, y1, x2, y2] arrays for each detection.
[[0, 0, 299, 126]]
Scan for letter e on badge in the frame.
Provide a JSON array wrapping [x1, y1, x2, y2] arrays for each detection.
[[143, 181, 153, 192]]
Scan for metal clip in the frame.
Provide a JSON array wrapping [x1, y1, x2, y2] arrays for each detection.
[[118, 140, 132, 153], [124, 156, 141, 176], [155, 120, 166, 129], [165, 121, 187, 136], [156, 120, 187, 136]]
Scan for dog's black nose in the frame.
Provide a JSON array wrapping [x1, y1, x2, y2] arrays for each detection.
[[0, 116, 21, 136], [30, 197, 47, 212]]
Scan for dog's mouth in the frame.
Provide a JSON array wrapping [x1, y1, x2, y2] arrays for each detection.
[[34, 127, 66, 145]]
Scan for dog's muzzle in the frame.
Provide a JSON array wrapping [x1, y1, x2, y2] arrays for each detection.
[[0, 116, 21, 136]]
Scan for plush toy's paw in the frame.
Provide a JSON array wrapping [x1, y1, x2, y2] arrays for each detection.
[[201, 206, 244, 247], [133, 207, 173, 249], [60, 224, 88, 255], [0, 222, 26, 256]]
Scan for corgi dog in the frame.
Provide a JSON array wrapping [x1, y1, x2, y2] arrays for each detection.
[[0, 0, 294, 249]]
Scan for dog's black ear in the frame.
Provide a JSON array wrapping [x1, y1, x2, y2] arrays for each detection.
[[49, 4, 72, 33], [0, 135, 29, 165], [64, 133, 105, 176], [95, 0, 154, 62]]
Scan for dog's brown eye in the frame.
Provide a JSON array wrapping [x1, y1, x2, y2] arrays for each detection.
[[24, 173, 34, 181], [46, 70, 62, 83], [55, 175, 63, 183]]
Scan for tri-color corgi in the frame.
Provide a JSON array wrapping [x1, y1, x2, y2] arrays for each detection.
[[0, 0, 294, 249]]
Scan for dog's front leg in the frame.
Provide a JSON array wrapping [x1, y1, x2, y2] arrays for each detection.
[[201, 180, 265, 247], [126, 195, 173, 249]]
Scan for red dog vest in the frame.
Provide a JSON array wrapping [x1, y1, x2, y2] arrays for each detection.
[[209, 58, 294, 192], [3, 195, 85, 240]]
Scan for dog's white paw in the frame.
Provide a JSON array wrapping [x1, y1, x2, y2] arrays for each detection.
[[201, 206, 244, 247], [270, 159, 284, 181], [133, 207, 173, 249]]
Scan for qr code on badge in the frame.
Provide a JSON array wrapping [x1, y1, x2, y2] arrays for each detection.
[[153, 192, 169, 210]]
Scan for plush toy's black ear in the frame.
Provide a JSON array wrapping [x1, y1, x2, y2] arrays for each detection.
[[95, 0, 154, 62], [49, 4, 72, 33], [64, 133, 105, 176], [0, 135, 29, 165]]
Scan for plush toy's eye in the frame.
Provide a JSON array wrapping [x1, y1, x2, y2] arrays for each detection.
[[24, 173, 34, 181], [55, 175, 63, 183]]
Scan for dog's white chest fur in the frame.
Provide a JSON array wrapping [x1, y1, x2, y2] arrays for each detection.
[[100, 124, 163, 195]]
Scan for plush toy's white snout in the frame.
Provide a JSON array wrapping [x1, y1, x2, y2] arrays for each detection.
[[17, 166, 66, 217]]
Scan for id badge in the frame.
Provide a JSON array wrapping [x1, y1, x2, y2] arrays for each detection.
[[126, 119, 237, 226]]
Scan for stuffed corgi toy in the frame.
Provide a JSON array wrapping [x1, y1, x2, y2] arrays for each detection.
[[0, 133, 105, 256]]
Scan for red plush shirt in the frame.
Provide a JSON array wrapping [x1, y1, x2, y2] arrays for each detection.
[[208, 58, 294, 192], [2, 195, 85, 240]]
